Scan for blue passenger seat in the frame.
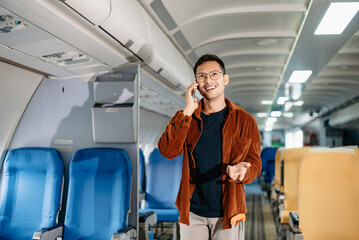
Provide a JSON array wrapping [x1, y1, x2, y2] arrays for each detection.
[[63, 148, 133, 240], [139, 148, 182, 239], [260, 147, 278, 194], [0, 147, 63, 240]]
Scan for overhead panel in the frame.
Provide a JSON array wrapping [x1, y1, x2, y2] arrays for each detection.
[[140, 0, 309, 127], [302, 28, 359, 113], [64, 0, 192, 91], [0, 6, 110, 77], [62, 0, 111, 26]]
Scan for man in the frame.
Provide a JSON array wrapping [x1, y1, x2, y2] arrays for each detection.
[[158, 54, 261, 239]]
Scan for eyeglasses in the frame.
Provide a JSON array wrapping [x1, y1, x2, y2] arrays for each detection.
[[196, 70, 223, 83]]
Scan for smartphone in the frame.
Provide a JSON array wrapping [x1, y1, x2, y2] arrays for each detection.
[[193, 86, 200, 98]]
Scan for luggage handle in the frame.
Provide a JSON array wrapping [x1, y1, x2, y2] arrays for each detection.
[[231, 214, 246, 240]]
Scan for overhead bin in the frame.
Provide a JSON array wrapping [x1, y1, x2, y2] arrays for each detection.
[[61, 0, 111, 26], [329, 101, 359, 127], [63, 0, 193, 90], [0, 0, 193, 89]]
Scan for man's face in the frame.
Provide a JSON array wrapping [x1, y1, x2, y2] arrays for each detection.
[[196, 61, 229, 100]]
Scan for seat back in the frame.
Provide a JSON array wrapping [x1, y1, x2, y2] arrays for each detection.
[[281, 147, 312, 223], [146, 149, 182, 209], [298, 149, 359, 240], [274, 147, 286, 189], [261, 147, 278, 183], [0, 147, 63, 239], [64, 148, 132, 240]]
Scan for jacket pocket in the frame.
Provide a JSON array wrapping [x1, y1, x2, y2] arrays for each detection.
[[230, 137, 252, 164]]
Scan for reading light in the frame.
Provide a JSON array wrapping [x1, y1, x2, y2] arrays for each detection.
[[277, 97, 289, 105], [315, 2, 359, 35], [265, 121, 274, 127], [261, 100, 273, 105], [267, 117, 277, 123], [270, 111, 282, 117], [283, 112, 294, 118], [265, 126, 273, 132], [288, 70, 312, 83], [257, 113, 268, 118], [285, 102, 293, 111], [294, 100, 304, 106]]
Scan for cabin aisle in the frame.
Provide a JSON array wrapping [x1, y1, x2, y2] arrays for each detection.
[[154, 179, 277, 240], [244, 181, 277, 240]]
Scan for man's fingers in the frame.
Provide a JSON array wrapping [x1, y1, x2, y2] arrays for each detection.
[[227, 163, 251, 181], [243, 162, 251, 168], [238, 172, 245, 181], [227, 166, 237, 181]]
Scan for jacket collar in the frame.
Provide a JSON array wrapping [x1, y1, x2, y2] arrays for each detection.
[[193, 98, 244, 119]]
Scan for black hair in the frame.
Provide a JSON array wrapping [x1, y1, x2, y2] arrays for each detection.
[[193, 54, 226, 75]]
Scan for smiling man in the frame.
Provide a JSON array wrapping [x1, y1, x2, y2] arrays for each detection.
[[158, 54, 262, 240]]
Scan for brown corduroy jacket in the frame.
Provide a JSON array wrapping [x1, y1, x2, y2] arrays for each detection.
[[158, 98, 262, 229]]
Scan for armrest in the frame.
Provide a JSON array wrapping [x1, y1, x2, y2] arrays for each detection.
[[289, 212, 302, 235], [139, 192, 146, 202], [139, 211, 157, 240], [139, 211, 157, 226], [33, 224, 64, 240], [289, 212, 299, 227], [112, 225, 136, 240], [278, 192, 285, 204], [139, 192, 146, 209], [41, 224, 64, 231]]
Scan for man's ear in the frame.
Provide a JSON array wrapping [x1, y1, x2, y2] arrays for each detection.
[[224, 74, 229, 86]]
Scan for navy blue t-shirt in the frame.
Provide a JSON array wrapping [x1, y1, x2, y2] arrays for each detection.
[[190, 106, 228, 217]]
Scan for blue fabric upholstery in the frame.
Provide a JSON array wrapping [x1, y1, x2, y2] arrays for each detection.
[[139, 208, 179, 222], [0, 147, 63, 240], [141, 148, 182, 222], [148, 231, 154, 239], [63, 148, 132, 240], [261, 147, 278, 184]]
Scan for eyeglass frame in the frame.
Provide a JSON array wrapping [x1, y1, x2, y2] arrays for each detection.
[[195, 70, 224, 83]]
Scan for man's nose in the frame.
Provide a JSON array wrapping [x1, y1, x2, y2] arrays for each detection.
[[203, 73, 211, 82]]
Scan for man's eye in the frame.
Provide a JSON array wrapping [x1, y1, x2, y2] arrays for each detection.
[[212, 72, 219, 76], [198, 74, 204, 78]]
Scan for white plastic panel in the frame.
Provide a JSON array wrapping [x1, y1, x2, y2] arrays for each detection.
[[329, 102, 359, 127], [0, 0, 134, 70], [0, 5, 113, 77], [148, 17, 193, 90], [0, 61, 43, 161], [139, 107, 171, 154], [64, 0, 111, 26], [100, 0, 192, 89], [100, 0, 152, 60]]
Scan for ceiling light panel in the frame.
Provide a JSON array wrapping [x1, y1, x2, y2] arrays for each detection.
[[315, 2, 359, 35], [288, 70, 312, 83]]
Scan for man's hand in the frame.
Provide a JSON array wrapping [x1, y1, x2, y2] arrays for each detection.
[[226, 162, 251, 181], [183, 82, 199, 116]]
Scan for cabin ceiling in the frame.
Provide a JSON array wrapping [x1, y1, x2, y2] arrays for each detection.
[[140, 0, 359, 130], [1, 0, 359, 131]]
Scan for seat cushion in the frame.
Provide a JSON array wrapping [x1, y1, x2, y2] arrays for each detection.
[[139, 208, 180, 222]]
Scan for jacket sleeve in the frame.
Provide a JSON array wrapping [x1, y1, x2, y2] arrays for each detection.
[[158, 110, 192, 159], [241, 118, 262, 184]]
